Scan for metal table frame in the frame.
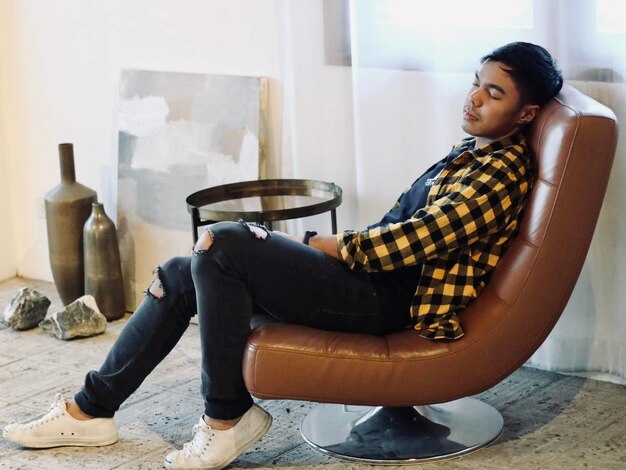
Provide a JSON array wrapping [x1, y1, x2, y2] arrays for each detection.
[[186, 179, 343, 242]]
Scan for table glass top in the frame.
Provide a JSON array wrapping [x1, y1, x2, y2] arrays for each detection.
[[198, 194, 331, 214]]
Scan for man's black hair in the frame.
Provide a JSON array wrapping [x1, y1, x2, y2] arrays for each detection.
[[481, 42, 563, 106]]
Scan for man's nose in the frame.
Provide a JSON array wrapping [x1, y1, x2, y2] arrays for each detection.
[[469, 88, 483, 107]]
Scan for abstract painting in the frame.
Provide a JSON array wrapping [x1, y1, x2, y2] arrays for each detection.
[[117, 70, 267, 310]]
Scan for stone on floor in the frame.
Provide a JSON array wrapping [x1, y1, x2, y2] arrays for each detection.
[[2, 287, 51, 331], [39, 295, 107, 340]]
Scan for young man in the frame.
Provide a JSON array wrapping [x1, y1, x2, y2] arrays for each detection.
[[3, 42, 562, 469]]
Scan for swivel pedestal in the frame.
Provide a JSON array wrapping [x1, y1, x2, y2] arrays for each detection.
[[301, 398, 503, 464]]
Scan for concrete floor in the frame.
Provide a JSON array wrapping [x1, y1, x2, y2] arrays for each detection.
[[0, 277, 625, 470]]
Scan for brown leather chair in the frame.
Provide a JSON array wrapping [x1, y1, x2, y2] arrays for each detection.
[[243, 84, 619, 462]]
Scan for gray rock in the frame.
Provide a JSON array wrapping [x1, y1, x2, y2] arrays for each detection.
[[2, 287, 51, 330], [39, 295, 107, 340]]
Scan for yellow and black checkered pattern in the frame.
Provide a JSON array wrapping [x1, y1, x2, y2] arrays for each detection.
[[338, 134, 533, 340]]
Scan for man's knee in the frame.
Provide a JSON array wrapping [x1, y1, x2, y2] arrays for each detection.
[[193, 230, 214, 254], [147, 269, 165, 299], [190, 222, 271, 281], [147, 256, 192, 300], [197, 221, 270, 254]]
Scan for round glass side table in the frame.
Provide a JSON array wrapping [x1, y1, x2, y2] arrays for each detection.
[[186, 179, 343, 242]]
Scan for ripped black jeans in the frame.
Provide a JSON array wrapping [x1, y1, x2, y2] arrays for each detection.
[[74, 221, 417, 420]]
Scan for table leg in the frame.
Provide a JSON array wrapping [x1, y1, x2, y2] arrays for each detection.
[[331, 209, 338, 234], [191, 208, 201, 243]]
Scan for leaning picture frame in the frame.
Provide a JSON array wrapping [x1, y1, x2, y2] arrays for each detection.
[[116, 70, 268, 311]]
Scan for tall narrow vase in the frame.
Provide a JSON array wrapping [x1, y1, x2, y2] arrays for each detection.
[[44, 143, 97, 305], [83, 203, 126, 321]]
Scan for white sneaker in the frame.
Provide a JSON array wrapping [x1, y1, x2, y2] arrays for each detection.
[[2, 393, 118, 448], [164, 404, 272, 470]]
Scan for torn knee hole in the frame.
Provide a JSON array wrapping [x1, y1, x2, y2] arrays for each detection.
[[147, 268, 165, 299], [193, 229, 214, 254], [241, 221, 270, 240]]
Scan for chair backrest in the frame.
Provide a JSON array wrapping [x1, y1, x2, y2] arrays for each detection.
[[457, 83, 618, 384], [243, 84, 618, 407]]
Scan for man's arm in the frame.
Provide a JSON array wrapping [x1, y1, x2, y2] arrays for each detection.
[[307, 234, 341, 259], [273, 231, 341, 260], [338, 154, 532, 272]]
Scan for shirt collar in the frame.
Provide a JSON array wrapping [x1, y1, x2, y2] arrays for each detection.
[[465, 133, 527, 160]]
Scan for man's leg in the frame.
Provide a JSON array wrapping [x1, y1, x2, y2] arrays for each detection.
[[164, 221, 411, 469], [3, 256, 198, 448], [74, 256, 197, 417], [190, 222, 412, 422]]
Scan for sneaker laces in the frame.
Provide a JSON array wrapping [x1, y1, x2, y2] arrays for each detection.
[[180, 423, 215, 459], [24, 393, 66, 430]]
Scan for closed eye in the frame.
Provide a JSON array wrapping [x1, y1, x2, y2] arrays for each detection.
[[473, 71, 505, 100]]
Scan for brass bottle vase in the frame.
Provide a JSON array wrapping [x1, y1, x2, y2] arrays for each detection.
[[83, 203, 126, 321], [44, 143, 97, 305]]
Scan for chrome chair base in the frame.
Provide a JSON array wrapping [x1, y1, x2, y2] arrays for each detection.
[[300, 398, 503, 464]]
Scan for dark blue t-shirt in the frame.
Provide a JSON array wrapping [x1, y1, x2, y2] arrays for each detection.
[[368, 143, 471, 230]]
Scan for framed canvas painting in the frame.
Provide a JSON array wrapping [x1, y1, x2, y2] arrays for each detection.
[[117, 70, 267, 310]]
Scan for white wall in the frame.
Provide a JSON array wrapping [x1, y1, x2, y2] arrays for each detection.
[[0, 2, 17, 280], [0, 139, 14, 280], [0, 128, 15, 281], [0, 0, 363, 281], [0, 0, 285, 281]]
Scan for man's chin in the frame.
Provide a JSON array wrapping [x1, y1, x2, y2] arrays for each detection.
[[461, 122, 476, 137]]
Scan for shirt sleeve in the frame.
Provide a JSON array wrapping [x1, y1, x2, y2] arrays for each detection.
[[337, 157, 530, 272]]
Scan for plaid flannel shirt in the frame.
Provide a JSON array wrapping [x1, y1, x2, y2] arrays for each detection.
[[337, 133, 533, 340]]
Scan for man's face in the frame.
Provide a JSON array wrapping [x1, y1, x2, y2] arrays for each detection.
[[462, 60, 538, 147]]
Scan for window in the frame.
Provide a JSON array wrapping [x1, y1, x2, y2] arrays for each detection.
[[346, 0, 538, 71], [323, 0, 626, 80]]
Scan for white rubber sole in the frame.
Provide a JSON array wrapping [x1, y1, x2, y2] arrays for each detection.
[[3, 427, 119, 449], [164, 406, 273, 470]]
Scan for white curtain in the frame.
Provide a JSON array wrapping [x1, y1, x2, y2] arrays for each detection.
[[280, 0, 626, 383]]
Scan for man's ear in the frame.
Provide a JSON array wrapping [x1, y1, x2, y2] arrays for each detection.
[[518, 104, 540, 125]]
